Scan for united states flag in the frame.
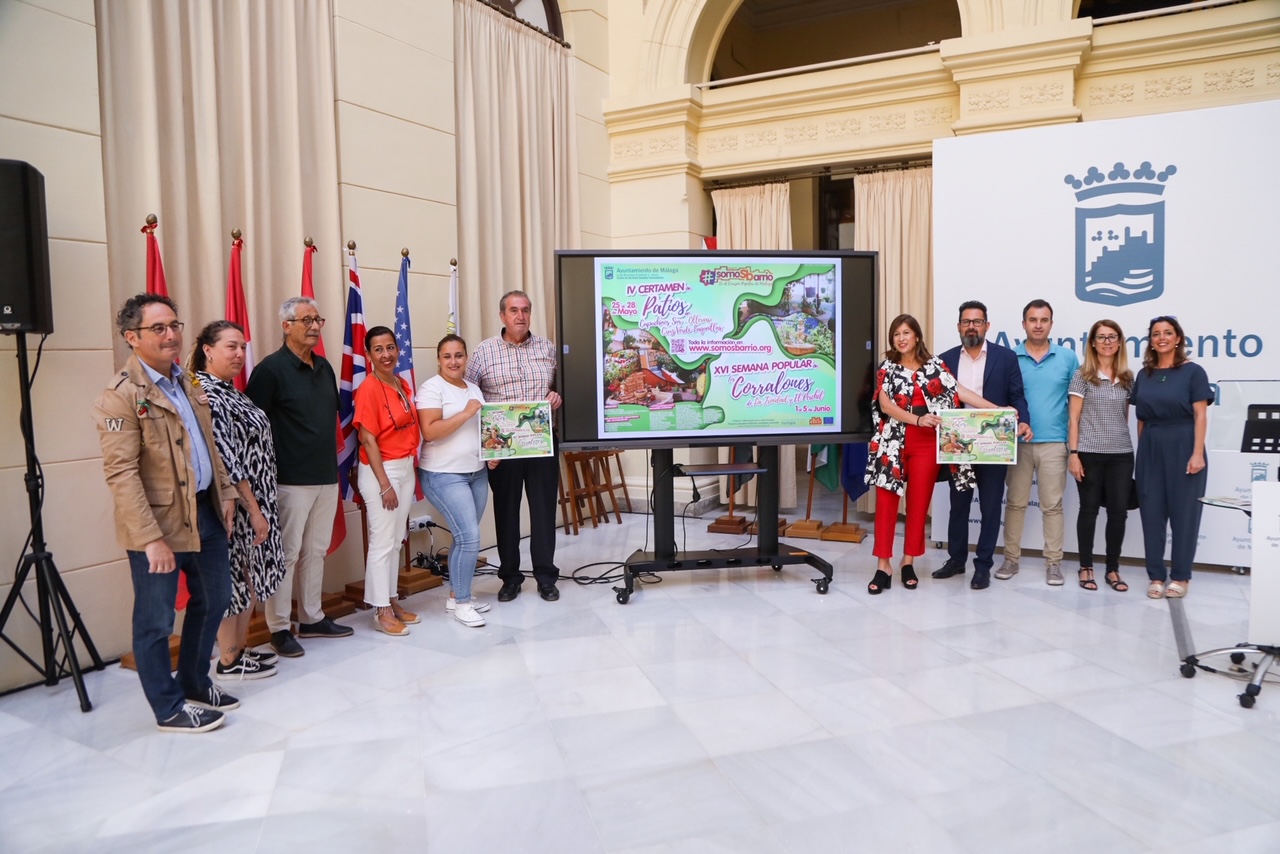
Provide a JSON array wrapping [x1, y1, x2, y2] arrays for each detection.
[[337, 250, 367, 501], [393, 253, 415, 390], [393, 253, 424, 500]]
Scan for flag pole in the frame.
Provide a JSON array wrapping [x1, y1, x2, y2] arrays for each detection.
[[447, 258, 458, 336]]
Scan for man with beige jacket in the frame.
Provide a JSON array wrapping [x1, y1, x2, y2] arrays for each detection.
[[93, 293, 239, 733]]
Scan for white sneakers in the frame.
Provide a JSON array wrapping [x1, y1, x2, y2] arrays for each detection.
[[452, 602, 486, 627], [445, 597, 491, 614]]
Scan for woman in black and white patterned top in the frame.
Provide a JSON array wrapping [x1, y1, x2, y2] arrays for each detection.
[[190, 321, 287, 680], [1067, 319, 1134, 593]]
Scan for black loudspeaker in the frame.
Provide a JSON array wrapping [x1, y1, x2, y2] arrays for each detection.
[[0, 160, 54, 334]]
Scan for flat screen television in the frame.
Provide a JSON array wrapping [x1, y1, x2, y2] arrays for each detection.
[[556, 250, 878, 450]]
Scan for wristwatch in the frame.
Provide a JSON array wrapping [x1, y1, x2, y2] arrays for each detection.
[[1068, 449, 1079, 454]]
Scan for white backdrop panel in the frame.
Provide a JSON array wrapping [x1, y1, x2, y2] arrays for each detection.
[[931, 99, 1280, 567]]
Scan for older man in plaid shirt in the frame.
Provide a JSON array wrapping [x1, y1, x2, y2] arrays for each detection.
[[466, 290, 563, 602]]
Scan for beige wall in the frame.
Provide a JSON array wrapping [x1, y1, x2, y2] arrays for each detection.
[[565, 0, 613, 249], [326, 0, 462, 581]]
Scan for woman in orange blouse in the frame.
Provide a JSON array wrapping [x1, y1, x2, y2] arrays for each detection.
[[353, 326, 422, 636]]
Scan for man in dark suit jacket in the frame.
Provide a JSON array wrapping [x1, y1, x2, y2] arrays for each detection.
[[934, 300, 1032, 589]]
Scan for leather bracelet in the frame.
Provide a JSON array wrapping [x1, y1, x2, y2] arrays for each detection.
[[916, 415, 922, 426]]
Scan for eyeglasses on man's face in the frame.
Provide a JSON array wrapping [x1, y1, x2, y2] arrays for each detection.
[[131, 321, 184, 336], [958, 318, 987, 328], [289, 316, 326, 328]]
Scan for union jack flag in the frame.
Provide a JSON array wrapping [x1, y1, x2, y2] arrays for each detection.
[[337, 249, 367, 501]]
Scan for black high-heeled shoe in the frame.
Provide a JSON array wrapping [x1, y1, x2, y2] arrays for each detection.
[[868, 569, 892, 595], [901, 564, 919, 590]]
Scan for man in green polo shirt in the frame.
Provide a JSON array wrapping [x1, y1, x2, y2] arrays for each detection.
[[246, 296, 353, 657]]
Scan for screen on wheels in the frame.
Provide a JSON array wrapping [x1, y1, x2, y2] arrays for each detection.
[[556, 250, 877, 450]]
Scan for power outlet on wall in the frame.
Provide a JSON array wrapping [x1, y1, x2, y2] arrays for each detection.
[[408, 515, 434, 531]]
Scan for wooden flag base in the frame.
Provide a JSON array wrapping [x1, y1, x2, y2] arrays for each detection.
[[785, 518, 826, 539], [121, 635, 183, 672], [749, 518, 787, 535], [300, 592, 357, 620], [246, 610, 272, 648], [398, 566, 444, 595], [343, 569, 444, 608], [121, 591, 366, 671], [708, 514, 751, 534], [820, 522, 866, 543], [342, 581, 371, 609], [439, 554, 489, 569]]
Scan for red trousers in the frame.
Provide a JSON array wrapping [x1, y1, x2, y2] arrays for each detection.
[[873, 423, 941, 559]]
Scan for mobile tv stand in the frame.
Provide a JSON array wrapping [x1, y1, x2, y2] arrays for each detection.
[[615, 446, 834, 604]]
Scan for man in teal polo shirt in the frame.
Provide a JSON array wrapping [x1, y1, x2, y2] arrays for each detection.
[[998, 299, 1079, 586]]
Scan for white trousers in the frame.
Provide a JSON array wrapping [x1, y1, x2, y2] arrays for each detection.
[[358, 458, 416, 607], [268, 483, 338, 632]]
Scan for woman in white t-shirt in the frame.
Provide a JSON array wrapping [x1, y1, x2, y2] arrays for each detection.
[[417, 334, 492, 627]]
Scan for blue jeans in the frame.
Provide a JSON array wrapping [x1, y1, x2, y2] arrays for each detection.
[[126, 491, 231, 722], [419, 468, 488, 603]]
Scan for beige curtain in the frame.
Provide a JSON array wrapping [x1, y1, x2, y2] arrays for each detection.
[[454, 0, 580, 346], [853, 167, 934, 343], [710, 183, 797, 510], [853, 166, 933, 512], [97, 0, 342, 363]]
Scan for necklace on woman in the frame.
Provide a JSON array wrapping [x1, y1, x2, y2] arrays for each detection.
[[377, 374, 412, 424]]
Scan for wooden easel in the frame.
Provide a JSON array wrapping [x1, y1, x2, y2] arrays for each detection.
[[707, 447, 751, 534], [820, 489, 866, 542], [785, 447, 826, 539]]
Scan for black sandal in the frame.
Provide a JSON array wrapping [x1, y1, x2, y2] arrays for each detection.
[[901, 564, 919, 590], [1078, 568, 1097, 591], [1105, 570, 1129, 592], [868, 569, 892, 595]]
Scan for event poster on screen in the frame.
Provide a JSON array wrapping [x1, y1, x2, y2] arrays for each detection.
[[594, 257, 841, 440]]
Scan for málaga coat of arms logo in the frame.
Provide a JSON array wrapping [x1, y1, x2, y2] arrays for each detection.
[[1065, 161, 1177, 306]]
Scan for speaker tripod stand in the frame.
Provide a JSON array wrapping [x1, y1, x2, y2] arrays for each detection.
[[0, 332, 104, 712]]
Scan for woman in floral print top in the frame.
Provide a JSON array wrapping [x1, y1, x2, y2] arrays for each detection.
[[864, 314, 993, 594]]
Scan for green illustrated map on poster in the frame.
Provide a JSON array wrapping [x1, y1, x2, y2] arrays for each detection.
[[936, 409, 1019, 465], [596, 258, 842, 440], [479, 402, 554, 461]]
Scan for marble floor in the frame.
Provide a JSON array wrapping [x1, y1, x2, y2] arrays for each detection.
[[3, 486, 1279, 853]]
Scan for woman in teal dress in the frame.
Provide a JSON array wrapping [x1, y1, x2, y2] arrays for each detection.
[[1131, 316, 1211, 600]]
